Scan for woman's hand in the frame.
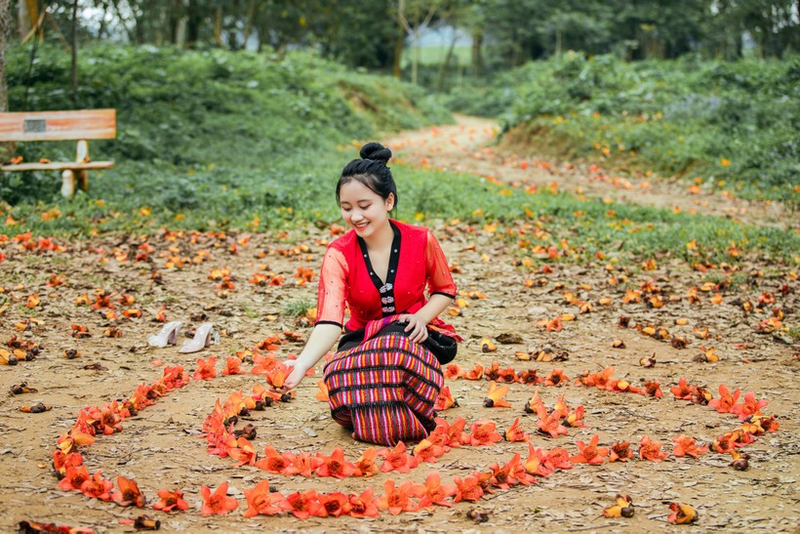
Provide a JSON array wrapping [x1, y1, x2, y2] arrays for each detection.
[[399, 313, 429, 343], [278, 360, 309, 393]]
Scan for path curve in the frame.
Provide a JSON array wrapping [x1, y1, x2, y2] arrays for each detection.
[[385, 115, 790, 228]]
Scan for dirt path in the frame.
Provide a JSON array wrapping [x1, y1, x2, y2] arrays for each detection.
[[0, 120, 797, 533], [386, 115, 791, 228]]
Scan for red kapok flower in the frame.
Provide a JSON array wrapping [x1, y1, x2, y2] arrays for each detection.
[[525, 443, 553, 477], [315, 447, 357, 478], [731, 391, 768, 420], [353, 447, 379, 477], [672, 435, 709, 459], [413, 438, 445, 462], [112, 476, 146, 508], [434, 385, 458, 411], [708, 384, 741, 414], [222, 356, 243, 375], [609, 440, 634, 462], [80, 470, 113, 501], [193, 356, 217, 381], [58, 465, 90, 492], [243, 480, 283, 517], [200, 482, 239, 516], [255, 445, 295, 474], [376, 480, 419, 515], [467, 420, 503, 446], [453, 475, 484, 503], [570, 434, 609, 465], [639, 435, 669, 462], [348, 488, 380, 518], [153, 488, 190, 513], [378, 441, 420, 473], [279, 490, 323, 519], [417, 471, 457, 508], [318, 492, 350, 518], [228, 437, 258, 467], [504, 417, 530, 442]]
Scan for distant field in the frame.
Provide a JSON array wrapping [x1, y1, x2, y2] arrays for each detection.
[[402, 45, 473, 67]]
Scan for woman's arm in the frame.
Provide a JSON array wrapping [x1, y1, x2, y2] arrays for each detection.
[[280, 323, 342, 391], [398, 293, 454, 343]]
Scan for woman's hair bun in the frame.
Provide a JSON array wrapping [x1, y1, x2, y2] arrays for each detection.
[[359, 142, 392, 164]]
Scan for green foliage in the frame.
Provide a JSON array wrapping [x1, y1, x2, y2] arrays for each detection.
[[2, 43, 450, 214], [451, 53, 799, 199]]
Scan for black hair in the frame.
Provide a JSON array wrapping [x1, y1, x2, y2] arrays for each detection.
[[336, 142, 397, 209]]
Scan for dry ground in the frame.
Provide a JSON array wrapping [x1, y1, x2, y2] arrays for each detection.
[[0, 117, 797, 533]]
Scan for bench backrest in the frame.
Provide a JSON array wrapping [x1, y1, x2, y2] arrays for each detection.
[[0, 109, 116, 142]]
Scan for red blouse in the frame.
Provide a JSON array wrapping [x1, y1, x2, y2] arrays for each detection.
[[316, 220, 457, 331]]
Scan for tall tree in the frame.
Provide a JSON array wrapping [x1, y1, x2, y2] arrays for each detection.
[[0, 0, 11, 161]]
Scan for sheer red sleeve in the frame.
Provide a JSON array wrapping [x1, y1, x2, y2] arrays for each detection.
[[316, 246, 348, 327], [425, 230, 456, 298]]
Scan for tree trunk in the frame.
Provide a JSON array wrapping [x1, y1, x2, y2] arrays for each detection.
[[213, 5, 223, 46], [71, 0, 78, 107], [242, 0, 255, 49], [186, 0, 201, 47], [169, 0, 182, 45], [392, 29, 404, 78], [0, 0, 13, 161], [436, 33, 457, 92], [471, 28, 482, 77]]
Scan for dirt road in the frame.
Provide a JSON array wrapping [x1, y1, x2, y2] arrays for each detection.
[[0, 117, 797, 533]]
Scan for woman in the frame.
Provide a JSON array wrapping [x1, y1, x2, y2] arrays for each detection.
[[280, 142, 460, 446]]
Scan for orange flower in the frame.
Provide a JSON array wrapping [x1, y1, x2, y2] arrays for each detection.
[[540, 368, 568, 386], [671, 435, 708, 459], [525, 443, 553, 477], [579, 366, 615, 388], [250, 352, 278, 375], [483, 381, 511, 408], [59, 465, 90, 491], [467, 420, 503, 446], [255, 445, 295, 474], [434, 385, 458, 410], [52, 450, 83, 478], [489, 453, 529, 490], [643, 380, 663, 398], [444, 363, 464, 379], [546, 447, 573, 470], [484, 361, 503, 382], [264, 362, 290, 389], [318, 491, 350, 518], [731, 391, 768, 420], [315, 447, 357, 478], [284, 451, 322, 477], [711, 430, 749, 453], [193, 356, 217, 381], [670, 377, 695, 400], [80, 470, 113, 501], [348, 488, 380, 518], [609, 440, 634, 462], [153, 488, 190, 513], [534, 404, 569, 438], [353, 447, 379, 477], [565, 406, 587, 428], [430, 417, 466, 450], [524, 388, 545, 414], [112, 476, 146, 508], [315, 381, 329, 402], [667, 502, 697, 524], [464, 364, 484, 380], [376, 480, 419, 515], [639, 435, 669, 462], [228, 437, 258, 467], [504, 417, 530, 442], [708, 384, 740, 414], [413, 438, 445, 462], [222, 356, 243, 375], [200, 482, 239, 516], [280, 490, 323, 519], [570, 434, 609, 465], [417, 471, 457, 508], [378, 441, 419, 473], [553, 394, 570, 418], [453, 475, 484, 503]]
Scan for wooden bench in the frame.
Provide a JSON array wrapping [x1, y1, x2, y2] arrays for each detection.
[[0, 109, 116, 198]]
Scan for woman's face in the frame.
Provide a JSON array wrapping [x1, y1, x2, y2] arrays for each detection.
[[338, 179, 394, 239]]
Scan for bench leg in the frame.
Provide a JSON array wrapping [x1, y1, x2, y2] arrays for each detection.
[[77, 169, 88, 191], [61, 170, 75, 198]]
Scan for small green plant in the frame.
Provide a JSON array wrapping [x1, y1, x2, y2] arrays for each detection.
[[283, 299, 314, 317]]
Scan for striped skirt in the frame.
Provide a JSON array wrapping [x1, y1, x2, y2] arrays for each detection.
[[323, 332, 444, 446]]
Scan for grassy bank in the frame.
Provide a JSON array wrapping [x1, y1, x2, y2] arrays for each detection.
[[445, 53, 799, 203]]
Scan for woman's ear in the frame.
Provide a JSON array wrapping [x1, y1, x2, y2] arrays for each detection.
[[385, 193, 395, 211]]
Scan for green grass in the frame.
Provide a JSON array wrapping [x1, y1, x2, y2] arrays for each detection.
[[402, 45, 473, 67], [443, 53, 800, 203], [1, 44, 796, 265]]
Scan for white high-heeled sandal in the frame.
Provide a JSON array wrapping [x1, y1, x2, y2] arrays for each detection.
[[147, 321, 182, 348], [178, 322, 214, 354]]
